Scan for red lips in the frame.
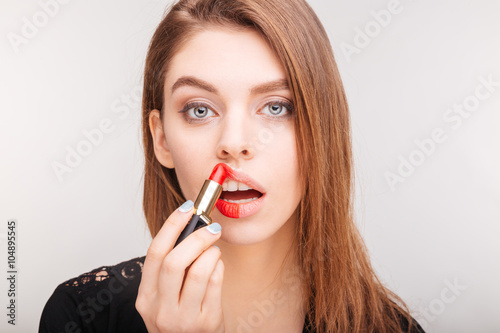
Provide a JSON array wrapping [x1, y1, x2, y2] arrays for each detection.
[[210, 163, 266, 218]]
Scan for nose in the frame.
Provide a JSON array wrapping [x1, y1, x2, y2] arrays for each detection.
[[215, 112, 255, 162]]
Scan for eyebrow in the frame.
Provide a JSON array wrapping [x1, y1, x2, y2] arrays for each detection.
[[170, 76, 289, 95]]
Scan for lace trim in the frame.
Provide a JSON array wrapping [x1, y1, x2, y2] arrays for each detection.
[[62, 256, 145, 294]]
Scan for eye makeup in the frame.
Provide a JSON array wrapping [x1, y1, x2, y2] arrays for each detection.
[[178, 99, 294, 124]]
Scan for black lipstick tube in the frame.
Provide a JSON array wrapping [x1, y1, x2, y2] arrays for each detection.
[[174, 179, 222, 247]]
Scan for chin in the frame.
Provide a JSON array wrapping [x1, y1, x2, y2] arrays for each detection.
[[220, 230, 268, 246], [216, 214, 288, 247]]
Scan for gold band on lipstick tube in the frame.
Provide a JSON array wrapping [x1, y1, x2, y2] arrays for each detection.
[[193, 179, 222, 225]]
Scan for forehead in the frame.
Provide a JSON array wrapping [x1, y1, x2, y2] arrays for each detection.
[[165, 27, 287, 94]]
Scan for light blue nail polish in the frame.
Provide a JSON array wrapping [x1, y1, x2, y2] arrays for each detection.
[[206, 223, 222, 234], [213, 245, 220, 250], [179, 200, 194, 213]]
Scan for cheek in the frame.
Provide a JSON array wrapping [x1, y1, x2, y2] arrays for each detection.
[[164, 122, 215, 199], [266, 125, 301, 192], [264, 126, 302, 227]]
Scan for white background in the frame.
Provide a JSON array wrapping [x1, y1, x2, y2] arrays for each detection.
[[0, 0, 499, 332]]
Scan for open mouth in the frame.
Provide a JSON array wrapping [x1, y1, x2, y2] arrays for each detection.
[[219, 179, 264, 204]]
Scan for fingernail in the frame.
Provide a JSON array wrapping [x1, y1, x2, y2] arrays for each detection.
[[178, 200, 194, 213], [206, 223, 222, 234], [213, 245, 220, 250]]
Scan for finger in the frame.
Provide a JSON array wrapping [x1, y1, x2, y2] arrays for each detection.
[[140, 200, 194, 296], [158, 223, 222, 306], [179, 245, 221, 314], [201, 258, 225, 314]]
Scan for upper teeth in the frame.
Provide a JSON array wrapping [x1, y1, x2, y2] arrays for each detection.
[[222, 179, 253, 192]]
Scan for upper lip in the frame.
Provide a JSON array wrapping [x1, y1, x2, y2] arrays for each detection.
[[219, 164, 266, 194]]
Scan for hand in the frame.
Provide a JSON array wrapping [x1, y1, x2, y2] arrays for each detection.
[[136, 200, 225, 333]]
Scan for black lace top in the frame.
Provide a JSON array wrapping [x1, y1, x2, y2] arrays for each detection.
[[39, 256, 147, 333], [39, 256, 424, 333]]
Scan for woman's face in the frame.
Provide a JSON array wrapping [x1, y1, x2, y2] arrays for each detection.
[[151, 27, 303, 245]]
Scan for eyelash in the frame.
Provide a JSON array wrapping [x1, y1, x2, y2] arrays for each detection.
[[179, 99, 294, 124]]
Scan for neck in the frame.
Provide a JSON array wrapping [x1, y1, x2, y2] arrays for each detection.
[[215, 211, 306, 332], [218, 211, 299, 293]]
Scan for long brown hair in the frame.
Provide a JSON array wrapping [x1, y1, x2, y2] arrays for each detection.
[[141, 0, 418, 331]]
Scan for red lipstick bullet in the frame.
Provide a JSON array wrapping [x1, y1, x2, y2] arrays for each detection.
[[174, 163, 227, 247]]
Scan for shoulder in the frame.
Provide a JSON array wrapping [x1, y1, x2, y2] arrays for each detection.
[[58, 256, 146, 295], [39, 256, 147, 333], [301, 310, 425, 333], [399, 313, 426, 333]]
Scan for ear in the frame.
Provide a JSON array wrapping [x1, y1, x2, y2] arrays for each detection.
[[149, 109, 175, 169]]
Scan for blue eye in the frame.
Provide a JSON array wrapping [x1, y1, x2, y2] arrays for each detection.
[[180, 102, 216, 123], [190, 105, 211, 118], [268, 104, 284, 115], [261, 100, 294, 118]]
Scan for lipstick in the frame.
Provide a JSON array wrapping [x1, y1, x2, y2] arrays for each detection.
[[174, 163, 227, 247], [215, 167, 266, 219]]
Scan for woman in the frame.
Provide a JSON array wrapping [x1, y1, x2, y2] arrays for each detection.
[[40, 0, 425, 332]]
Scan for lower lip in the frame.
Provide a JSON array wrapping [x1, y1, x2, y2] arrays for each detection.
[[215, 194, 266, 218]]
